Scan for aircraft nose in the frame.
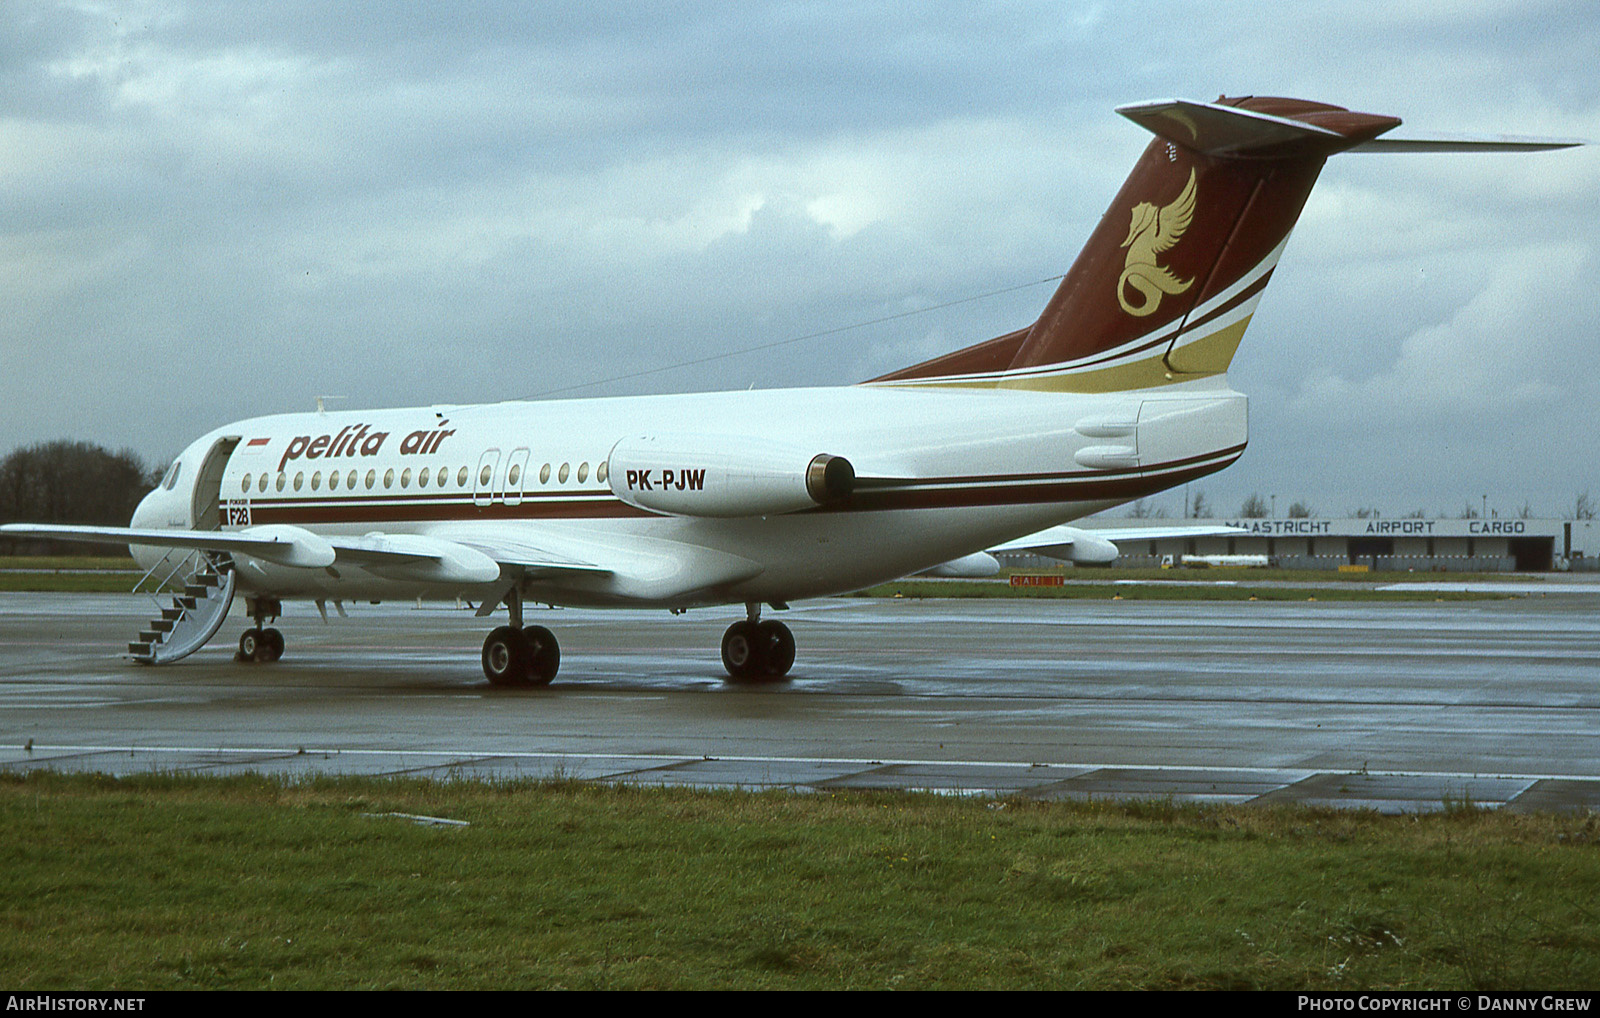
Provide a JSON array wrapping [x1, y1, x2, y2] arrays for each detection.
[[130, 487, 163, 529]]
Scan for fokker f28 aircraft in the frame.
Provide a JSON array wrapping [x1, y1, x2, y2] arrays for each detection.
[[4, 97, 1579, 684]]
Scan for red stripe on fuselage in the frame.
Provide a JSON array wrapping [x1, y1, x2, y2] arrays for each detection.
[[225, 445, 1245, 526]]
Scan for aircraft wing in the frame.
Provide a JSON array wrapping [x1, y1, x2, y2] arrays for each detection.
[[988, 523, 1249, 558], [1048, 523, 1251, 545], [0, 522, 604, 584], [925, 522, 1251, 576], [2, 520, 756, 603], [1, 522, 344, 569], [426, 523, 762, 603]]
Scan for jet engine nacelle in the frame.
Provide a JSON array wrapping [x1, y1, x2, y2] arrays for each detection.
[[1059, 531, 1118, 565], [607, 434, 854, 518]]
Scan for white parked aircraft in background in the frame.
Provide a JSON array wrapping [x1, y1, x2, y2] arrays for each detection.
[[925, 523, 1249, 577], [4, 97, 1579, 684]]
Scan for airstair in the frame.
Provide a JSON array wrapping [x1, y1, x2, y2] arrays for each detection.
[[128, 551, 237, 664]]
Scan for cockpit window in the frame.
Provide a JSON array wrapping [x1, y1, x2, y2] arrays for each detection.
[[161, 461, 182, 491]]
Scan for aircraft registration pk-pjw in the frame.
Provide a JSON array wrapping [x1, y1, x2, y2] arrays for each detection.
[[4, 96, 1581, 684]]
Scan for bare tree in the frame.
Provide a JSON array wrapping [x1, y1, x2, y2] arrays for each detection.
[[1124, 498, 1155, 518], [1574, 492, 1596, 521], [1239, 493, 1269, 518], [0, 441, 156, 555], [1287, 501, 1313, 518], [1189, 489, 1213, 518]]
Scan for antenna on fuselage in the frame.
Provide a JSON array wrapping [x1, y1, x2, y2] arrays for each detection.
[[315, 395, 348, 415]]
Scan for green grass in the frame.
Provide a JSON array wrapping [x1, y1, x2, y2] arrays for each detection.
[[0, 555, 148, 592], [0, 555, 136, 570], [1029, 567, 1533, 584], [2, 773, 1597, 989]]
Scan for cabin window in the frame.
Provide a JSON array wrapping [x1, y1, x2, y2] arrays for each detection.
[[311, 472, 322, 491], [438, 466, 449, 487], [597, 461, 608, 484], [258, 473, 268, 494], [365, 469, 376, 490], [417, 467, 428, 489], [558, 462, 570, 483], [540, 463, 551, 484], [241, 475, 251, 494], [293, 472, 304, 491], [479, 464, 492, 486], [328, 470, 339, 490], [577, 462, 589, 483], [508, 463, 521, 487], [401, 468, 411, 488], [384, 468, 395, 489], [276, 472, 286, 493], [457, 466, 469, 487], [347, 469, 357, 490]]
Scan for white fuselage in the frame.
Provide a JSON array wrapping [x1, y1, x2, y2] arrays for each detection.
[[130, 379, 1247, 608]]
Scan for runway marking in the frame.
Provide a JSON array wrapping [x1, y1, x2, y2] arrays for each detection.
[[3, 742, 1597, 785]]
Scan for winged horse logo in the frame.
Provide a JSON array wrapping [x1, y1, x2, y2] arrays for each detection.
[[1117, 168, 1197, 317]]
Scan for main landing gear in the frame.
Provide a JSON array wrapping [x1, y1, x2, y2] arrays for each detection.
[[236, 596, 285, 663], [481, 587, 560, 687], [721, 602, 794, 681]]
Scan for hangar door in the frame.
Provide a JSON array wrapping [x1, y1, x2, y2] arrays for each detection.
[[1508, 537, 1553, 572], [1347, 538, 1392, 568]]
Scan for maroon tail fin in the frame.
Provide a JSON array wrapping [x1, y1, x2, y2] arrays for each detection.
[[871, 97, 1400, 391]]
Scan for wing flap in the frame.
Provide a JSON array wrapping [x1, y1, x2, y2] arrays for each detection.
[[428, 523, 762, 604]]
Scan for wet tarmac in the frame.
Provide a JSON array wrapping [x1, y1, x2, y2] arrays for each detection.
[[2, 590, 1598, 812]]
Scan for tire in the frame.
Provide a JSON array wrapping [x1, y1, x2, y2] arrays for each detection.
[[237, 629, 260, 663], [756, 620, 795, 678], [524, 625, 560, 686], [721, 621, 762, 679], [260, 627, 285, 663], [482, 626, 531, 686]]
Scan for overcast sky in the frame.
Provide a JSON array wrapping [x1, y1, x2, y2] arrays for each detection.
[[3, 0, 1597, 519]]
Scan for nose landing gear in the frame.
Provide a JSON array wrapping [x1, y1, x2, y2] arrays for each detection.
[[236, 596, 285, 663], [237, 626, 284, 663]]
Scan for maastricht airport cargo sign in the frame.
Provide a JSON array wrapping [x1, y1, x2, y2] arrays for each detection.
[[1220, 519, 1555, 537]]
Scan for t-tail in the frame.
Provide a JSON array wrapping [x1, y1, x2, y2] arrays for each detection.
[[869, 96, 1580, 393]]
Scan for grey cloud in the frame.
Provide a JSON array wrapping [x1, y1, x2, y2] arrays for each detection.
[[1, 0, 1595, 516]]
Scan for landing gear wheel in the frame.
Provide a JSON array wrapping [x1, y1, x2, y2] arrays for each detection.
[[482, 626, 530, 686], [721, 620, 761, 678], [722, 619, 794, 681], [757, 620, 795, 678], [237, 625, 284, 664], [523, 625, 560, 686], [237, 628, 261, 663], [260, 627, 284, 662]]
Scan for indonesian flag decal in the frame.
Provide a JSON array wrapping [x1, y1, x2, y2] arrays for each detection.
[[246, 437, 271, 449]]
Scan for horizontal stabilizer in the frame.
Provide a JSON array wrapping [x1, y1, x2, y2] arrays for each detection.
[[1116, 98, 1399, 157], [1351, 134, 1587, 153]]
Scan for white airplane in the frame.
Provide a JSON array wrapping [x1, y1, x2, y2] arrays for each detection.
[[925, 522, 1249, 577], [4, 96, 1580, 685]]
